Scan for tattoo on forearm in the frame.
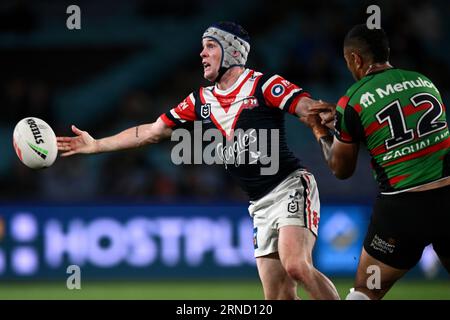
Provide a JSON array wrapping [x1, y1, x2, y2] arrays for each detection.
[[136, 126, 139, 138], [319, 133, 334, 163]]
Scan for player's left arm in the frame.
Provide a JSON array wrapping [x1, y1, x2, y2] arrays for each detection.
[[294, 97, 336, 129], [262, 74, 355, 176], [260, 74, 336, 128]]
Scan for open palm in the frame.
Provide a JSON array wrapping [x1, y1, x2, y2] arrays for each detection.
[[57, 125, 97, 157]]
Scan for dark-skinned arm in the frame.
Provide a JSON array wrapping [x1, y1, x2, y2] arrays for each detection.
[[302, 114, 359, 180]]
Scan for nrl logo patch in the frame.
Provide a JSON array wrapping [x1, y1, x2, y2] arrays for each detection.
[[287, 191, 300, 213], [201, 103, 211, 119], [288, 200, 299, 213]]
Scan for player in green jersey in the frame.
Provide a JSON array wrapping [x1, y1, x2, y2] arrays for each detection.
[[301, 24, 450, 300]]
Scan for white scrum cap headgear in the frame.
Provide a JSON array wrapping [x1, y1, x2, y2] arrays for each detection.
[[202, 21, 251, 70]]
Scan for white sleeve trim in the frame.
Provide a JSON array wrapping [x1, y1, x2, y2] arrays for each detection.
[[279, 88, 301, 110], [170, 109, 187, 123], [261, 75, 279, 93], [188, 93, 196, 105]]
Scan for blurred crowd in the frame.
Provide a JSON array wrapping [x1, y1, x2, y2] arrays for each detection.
[[1, 0, 449, 203]]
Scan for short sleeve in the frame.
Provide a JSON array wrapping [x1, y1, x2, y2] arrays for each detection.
[[261, 75, 311, 114], [159, 92, 198, 129], [334, 95, 363, 143]]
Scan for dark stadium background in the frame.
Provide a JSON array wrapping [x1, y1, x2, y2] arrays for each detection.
[[0, 0, 448, 299]]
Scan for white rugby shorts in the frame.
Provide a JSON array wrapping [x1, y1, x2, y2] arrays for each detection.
[[248, 169, 320, 257]]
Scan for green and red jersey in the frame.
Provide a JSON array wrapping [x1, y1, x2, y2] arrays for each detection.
[[335, 68, 450, 194]]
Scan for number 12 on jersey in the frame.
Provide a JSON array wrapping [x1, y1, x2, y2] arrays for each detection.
[[375, 93, 447, 150]]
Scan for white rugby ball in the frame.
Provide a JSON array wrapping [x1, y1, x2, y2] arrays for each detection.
[[12, 117, 58, 169]]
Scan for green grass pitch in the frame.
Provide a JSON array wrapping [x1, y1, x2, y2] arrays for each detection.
[[0, 278, 448, 300]]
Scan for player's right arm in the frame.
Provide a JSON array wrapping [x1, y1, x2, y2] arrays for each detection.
[[57, 117, 172, 157], [57, 92, 197, 157]]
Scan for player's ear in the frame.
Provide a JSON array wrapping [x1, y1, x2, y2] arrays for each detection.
[[352, 52, 363, 69]]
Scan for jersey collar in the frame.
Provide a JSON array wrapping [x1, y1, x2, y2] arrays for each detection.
[[365, 66, 395, 78], [214, 68, 251, 95]]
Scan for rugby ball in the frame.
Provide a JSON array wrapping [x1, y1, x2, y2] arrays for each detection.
[[12, 117, 58, 169]]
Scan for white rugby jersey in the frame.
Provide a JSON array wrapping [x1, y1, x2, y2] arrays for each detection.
[[160, 68, 310, 200]]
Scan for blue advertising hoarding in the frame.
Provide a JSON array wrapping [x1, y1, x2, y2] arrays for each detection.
[[316, 205, 370, 275], [0, 203, 444, 280]]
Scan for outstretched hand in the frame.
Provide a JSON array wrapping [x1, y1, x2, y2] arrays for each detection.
[[57, 125, 97, 157]]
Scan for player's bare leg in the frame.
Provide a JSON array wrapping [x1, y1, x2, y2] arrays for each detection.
[[256, 253, 298, 299], [278, 225, 340, 300], [349, 248, 408, 299]]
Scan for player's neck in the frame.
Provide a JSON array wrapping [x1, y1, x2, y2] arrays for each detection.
[[216, 67, 245, 91], [364, 61, 393, 76]]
